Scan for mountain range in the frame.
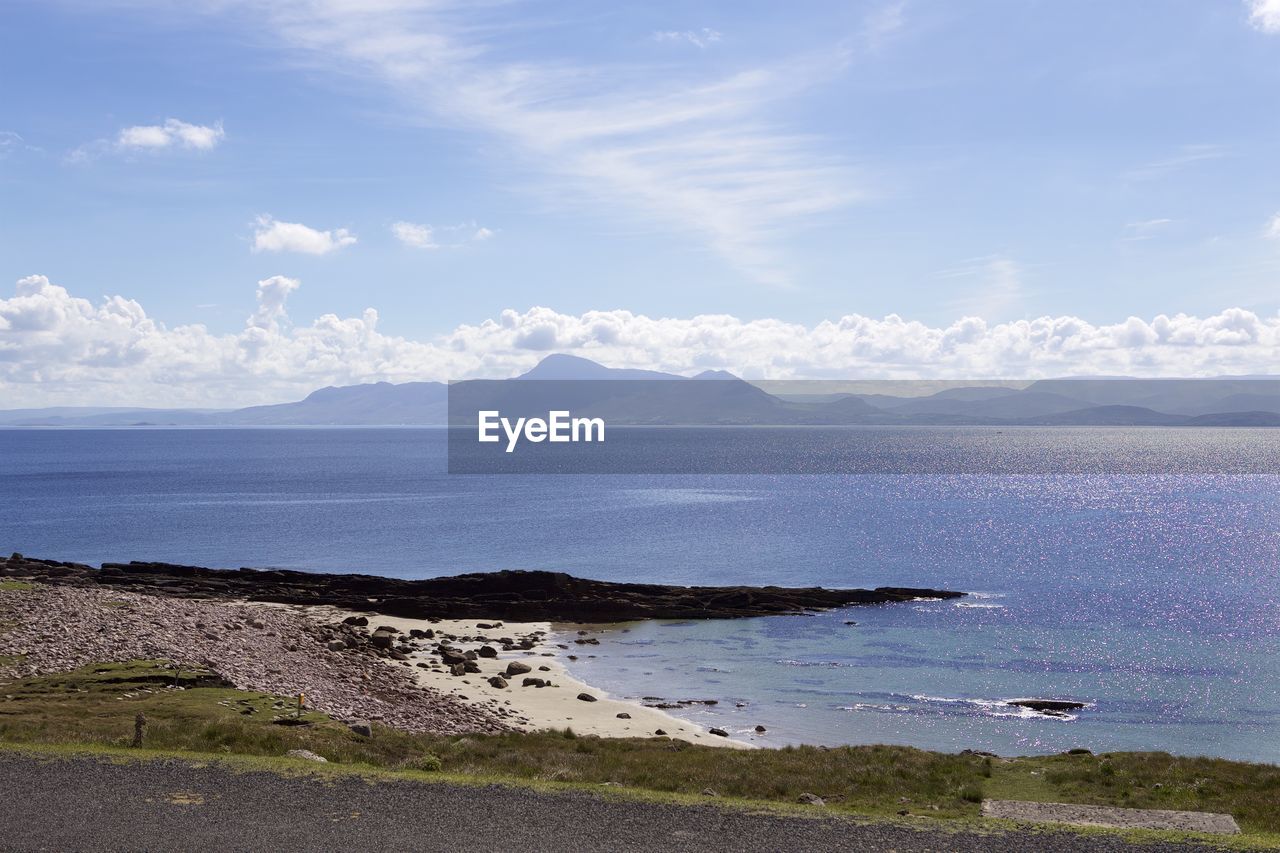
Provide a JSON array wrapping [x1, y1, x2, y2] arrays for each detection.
[[3, 354, 1279, 427]]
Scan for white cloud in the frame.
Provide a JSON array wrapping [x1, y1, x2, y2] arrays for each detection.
[[116, 118, 225, 151], [1122, 218, 1174, 241], [937, 255, 1025, 320], [653, 29, 722, 49], [0, 131, 29, 157], [2, 275, 1278, 408], [391, 221, 437, 249], [248, 275, 300, 330], [1266, 212, 1280, 240], [252, 215, 357, 255], [1248, 0, 1280, 33], [140, 1, 860, 285], [392, 220, 493, 249]]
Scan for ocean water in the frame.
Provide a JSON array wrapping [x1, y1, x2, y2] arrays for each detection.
[[1, 427, 1277, 762]]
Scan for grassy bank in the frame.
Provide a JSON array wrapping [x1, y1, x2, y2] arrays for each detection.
[[1, 660, 1277, 845]]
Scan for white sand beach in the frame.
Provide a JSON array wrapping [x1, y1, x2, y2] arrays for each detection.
[[314, 607, 753, 748]]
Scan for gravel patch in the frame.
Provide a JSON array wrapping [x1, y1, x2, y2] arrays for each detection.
[[0, 583, 507, 735], [983, 800, 1240, 834]]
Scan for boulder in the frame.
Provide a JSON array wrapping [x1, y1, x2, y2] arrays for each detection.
[[477, 645, 498, 658], [522, 677, 547, 688], [797, 793, 825, 806], [577, 693, 598, 702], [709, 728, 728, 737], [487, 677, 508, 689], [343, 615, 369, 627], [369, 630, 395, 649], [326, 640, 346, 652], [616, 712, 631, 719], [754, 725, 767, 733], [286, 749, 327, 763], [505, 661, 533, 677], [348, 722, 373, 738]]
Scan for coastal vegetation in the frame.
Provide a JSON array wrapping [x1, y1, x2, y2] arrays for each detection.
[[1, 660, 1277, 845]]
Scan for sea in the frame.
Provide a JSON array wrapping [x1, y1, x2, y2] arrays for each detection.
[[1, 427, 1276, 763]]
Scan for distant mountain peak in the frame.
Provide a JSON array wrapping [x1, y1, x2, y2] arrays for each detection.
[[693, 369, 740, 381], [517, 353, 682, 380]]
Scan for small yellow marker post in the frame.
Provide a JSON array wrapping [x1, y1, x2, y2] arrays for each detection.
[[296, 693, 304, 720]]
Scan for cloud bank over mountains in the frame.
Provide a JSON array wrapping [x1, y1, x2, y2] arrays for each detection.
[[0, 275, 1277, 408]]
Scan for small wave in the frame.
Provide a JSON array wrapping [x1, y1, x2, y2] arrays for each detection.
[[777, 658, 849, 668], [905, 694, 1083, 721], [954, 602, 1005, 609]]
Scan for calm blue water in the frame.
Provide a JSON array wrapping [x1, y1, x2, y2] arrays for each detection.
[[1, 428, 1277, 762]]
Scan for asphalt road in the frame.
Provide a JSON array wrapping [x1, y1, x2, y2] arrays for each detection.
[[0, 753, 1226, 852]]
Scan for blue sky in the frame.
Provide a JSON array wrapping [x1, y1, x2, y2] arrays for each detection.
[[2, 1, 1280, 405]]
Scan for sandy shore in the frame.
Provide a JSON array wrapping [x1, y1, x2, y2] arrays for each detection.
[[0, 580, 749, 746], [311, 606, 753, 749]]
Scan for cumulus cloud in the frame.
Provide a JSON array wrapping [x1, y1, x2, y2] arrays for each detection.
[[248, 275, 300, 331], [117, 118, 225, 151], [1, 276, 1278, 408], [252, 216, 357, 255], [1248, 0, 1280, 32], [392, 221, 494, 249]]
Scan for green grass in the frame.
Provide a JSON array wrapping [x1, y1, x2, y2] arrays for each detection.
[[0, 581, 34, 592], [1, 660, 1277, 847], [986, 751, 1280, 837]]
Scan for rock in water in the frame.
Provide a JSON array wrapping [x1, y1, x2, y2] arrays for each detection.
[[709, 727, 728, 737], [1008, 698, 1087, 713]]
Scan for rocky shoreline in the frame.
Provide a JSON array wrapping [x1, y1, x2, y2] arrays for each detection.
[[0, 582, 507, 735], [0, 554, 965, 621], [1, 553, 965, 744]]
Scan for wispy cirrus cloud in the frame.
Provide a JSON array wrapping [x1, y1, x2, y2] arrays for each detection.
[[1125, 144, 1227, 181], [252, 215, 357, 255], [142, 0, 861, 285], [652, 28, 722, 48]]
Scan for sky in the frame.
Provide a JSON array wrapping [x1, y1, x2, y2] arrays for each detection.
[[2, 0, 1280, 406]]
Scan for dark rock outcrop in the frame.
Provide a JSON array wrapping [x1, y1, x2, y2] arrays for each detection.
[[1008, 699, 1087, 713], [0, 554, 964, 622]]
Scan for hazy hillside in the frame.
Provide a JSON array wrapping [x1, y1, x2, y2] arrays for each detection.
[[3, 357, 1278, 427]]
